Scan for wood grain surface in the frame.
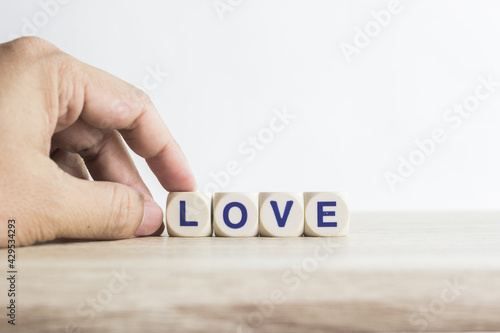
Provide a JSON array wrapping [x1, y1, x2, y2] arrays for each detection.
[[1, 211, 500, 332]]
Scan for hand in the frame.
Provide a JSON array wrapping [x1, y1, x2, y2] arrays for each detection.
[[0, 37, 196, 247]]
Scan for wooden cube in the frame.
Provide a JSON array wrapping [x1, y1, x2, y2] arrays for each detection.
[[213, 192, 259, 237], [304, 192, 349, 237], [259, 192, 304, 237], [166, 192, 212, 237]]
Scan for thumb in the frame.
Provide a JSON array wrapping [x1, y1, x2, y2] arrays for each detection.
[[50, 171, 164, 241]]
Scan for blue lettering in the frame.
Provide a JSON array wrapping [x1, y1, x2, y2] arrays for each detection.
[[180, 201, 198, 226], [270, 200, 294, 227], [317, 201, 337, 227], [223, 202, 248, 229]]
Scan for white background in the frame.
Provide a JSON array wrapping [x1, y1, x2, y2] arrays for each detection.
[[1, 0, 499, 211]]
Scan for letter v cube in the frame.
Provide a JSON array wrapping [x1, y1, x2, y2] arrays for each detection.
[[304, 192, 349, 237], [166, 192, 212, 237], [259, 192, 304, 237]]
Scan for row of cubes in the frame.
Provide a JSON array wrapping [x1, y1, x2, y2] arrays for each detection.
[[165, 192, 349, 237]]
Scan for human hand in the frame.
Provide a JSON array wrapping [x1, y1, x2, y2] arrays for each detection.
[[0, 37, 196, 247]]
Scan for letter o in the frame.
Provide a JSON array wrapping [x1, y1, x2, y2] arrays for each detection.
[[203, 182, 220, 193], [223, 202, 248, 229], [97, 289, 113, 306], [258, 128, 274, 144], [247, 311, 264, 327], [464, 96, 479, 112], [429, 298, 445, 315], [302, 257, 319, 273], [33, 12, 49, 27], [365, 21, 381, 37], [409, 150, 425, 166]]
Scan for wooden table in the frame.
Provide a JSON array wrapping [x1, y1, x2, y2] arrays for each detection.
[[1, 212, 500, 332]]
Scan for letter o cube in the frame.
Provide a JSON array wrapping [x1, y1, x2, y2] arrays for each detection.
[[213, 193, 259, 237]]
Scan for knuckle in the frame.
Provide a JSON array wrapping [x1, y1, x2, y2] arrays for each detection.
[[131, 86, 151, 106], [113, 92, 152, 130], [148, 137, 177, 162], [3, 36, 57, 59], [139, 90, 153, 106], [109, 100, 133, 128]]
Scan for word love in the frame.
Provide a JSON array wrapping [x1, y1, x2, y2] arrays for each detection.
[[165, 192, 349, 237]]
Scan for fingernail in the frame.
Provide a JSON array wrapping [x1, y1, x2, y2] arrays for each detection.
[[135, 201, 164, 236]]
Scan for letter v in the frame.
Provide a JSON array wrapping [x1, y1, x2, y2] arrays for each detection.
[[270, 200, 294, 227]]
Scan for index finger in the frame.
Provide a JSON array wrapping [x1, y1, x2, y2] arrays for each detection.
[[58, 57, 197, 192]]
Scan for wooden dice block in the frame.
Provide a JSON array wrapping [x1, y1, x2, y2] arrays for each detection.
[[166, 192, 212, 237], [304, 192, 349, 237], [213, 192, 259, 237], [259, 192, 304, 237]]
